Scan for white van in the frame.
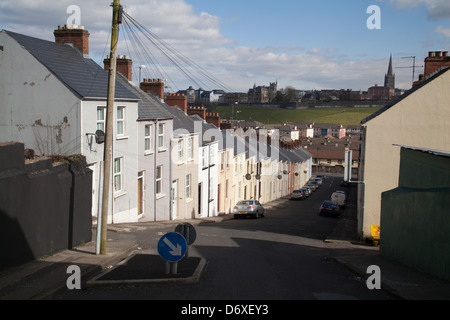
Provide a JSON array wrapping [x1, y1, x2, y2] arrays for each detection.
[[331, 191, 347, 208]]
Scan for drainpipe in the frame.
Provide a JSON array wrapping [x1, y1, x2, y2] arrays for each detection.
[[154, 120, 158, 222], [350, 180, 365, 241]]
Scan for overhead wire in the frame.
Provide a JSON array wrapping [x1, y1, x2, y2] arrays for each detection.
[[120, 10, 234, 93]]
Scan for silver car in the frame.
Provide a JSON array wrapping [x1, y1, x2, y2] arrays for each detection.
[[233, 200, 265, 219]]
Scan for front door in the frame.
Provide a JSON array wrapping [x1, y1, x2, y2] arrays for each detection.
[[138, 172, 144, 216], [171, 180, 178, 220]]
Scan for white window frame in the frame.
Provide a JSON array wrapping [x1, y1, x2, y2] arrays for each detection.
[[97, 107, 106, 132], [114, 157, 123, 193], [145, 124, 152, 153], [187, 137, 193, 161], [185, 174, 191, 200], [177, 139, 184, 163], [117, 106, 126, 137], [156, 165, 163, 195], [202, 148, 207, 168], [158, 123, 165, 149]]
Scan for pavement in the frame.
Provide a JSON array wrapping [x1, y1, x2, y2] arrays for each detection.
[[1, 194, 449, 300]]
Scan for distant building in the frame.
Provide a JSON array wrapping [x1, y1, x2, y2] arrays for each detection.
[[248, 81, 277, 103]]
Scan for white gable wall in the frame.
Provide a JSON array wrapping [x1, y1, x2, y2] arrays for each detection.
[[0, 32, 81, 155]]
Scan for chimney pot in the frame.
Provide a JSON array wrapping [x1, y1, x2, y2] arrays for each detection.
[[429, 52, 435, 57], [436, 51, 442, 57], [54, 25, 90, 55], [443, 51, 448, 57]]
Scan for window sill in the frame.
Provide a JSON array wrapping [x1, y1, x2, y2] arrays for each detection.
[[156, 193, 166, 200], [114, 190, 127, 199]]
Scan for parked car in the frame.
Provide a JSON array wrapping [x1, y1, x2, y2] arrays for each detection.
[[303, 186, 312, 197], [310, 181, 320, 189], [307, 183, 317, 192], [319, 200, 340, 217], [316, 174, 325, 181], [331, 191, 347, 208], [300, 187, 310, 198], [291, 189, 306, 200], [234, 200, 265, 219], [314, 177, 323, 186]]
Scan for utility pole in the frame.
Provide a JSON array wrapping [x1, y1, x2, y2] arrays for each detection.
[[100, 0, 121, 255]]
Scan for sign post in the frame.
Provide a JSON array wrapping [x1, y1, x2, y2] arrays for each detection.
[[157, 232, 187, 275], [175, 223, 197, 258]]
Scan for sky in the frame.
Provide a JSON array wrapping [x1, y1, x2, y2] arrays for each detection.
[[1, 0, 449, 92]]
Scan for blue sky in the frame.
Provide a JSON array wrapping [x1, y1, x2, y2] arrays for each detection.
[[1, 0, 449, 91], [187, 0, 447, 57]]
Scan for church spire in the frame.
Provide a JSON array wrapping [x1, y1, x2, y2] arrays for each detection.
[[387, 54, 393, 76], [384, 54, 395, 89]]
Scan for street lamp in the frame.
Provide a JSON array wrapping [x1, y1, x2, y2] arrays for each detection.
[[136, 65, 146, 83]]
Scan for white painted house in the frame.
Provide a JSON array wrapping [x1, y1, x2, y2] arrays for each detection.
[[0, 27, 174, 224]]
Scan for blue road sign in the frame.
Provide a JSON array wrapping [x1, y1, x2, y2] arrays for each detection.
[[158, 232, 187, 262]]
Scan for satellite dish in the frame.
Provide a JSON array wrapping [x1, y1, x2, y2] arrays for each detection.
[[255, 174, 261, 180], [95, 130, 105, 144], [245, 174, 252, 181]]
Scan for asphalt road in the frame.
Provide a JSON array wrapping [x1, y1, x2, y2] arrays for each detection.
[[58, 176, 391, 301]]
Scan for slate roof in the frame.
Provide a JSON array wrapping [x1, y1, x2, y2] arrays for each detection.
[[115, 73, 173, 121], [4, 30, 138, 100]]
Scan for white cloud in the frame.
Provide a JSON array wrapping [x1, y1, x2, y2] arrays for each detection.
[[0, 0, 415, 92], [433, 26, 450, 37], [387, 0, 450, 20]]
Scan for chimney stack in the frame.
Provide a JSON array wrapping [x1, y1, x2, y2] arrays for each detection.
[[140, 79, 165, 100], [424, 50, 450, 78], [165, 93, 188, 113], [54, 25, 90, 55], [104, 55, 133, 81]]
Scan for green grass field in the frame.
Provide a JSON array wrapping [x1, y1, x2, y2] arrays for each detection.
[[211, 106, 380, 126]]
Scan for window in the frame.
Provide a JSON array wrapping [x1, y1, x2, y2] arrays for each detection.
[[114, 157, 123, 193], [156, 166, 162, 194], [117, 106, 125, 136], [185, 174, 191, 200], [145, 124, 152, 152], [158, 123, 165, 148], [209, 147, 215, 166], [187, 138, 193, 161], [177, 139, 183, 163], [202, 148, 207, 168], [221, 153, 225, 170], [97, 107, 106, 131]]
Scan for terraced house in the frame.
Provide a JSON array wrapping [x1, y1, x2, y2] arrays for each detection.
[[0, 27, 173, 224], [1, 26, 314, 226]]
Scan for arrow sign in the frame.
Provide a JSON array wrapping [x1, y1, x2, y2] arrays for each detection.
[[163, 237, 183, 257], [158, 232, 187, 262]]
